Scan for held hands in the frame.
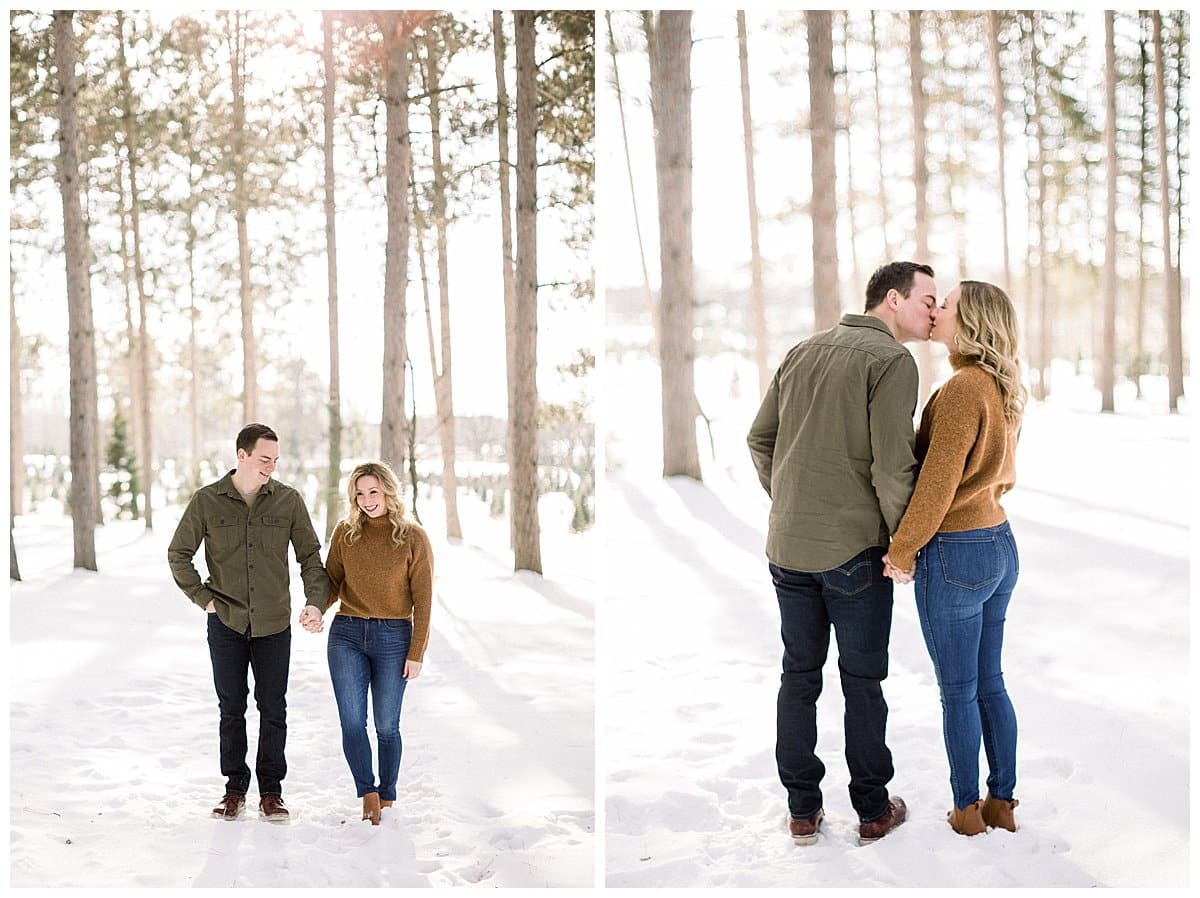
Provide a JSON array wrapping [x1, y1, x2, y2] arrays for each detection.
[[205, 600, 216, 613], [298, 605, 325, 633], [882, 553, 915, 584], [403, 660, 423, 680]]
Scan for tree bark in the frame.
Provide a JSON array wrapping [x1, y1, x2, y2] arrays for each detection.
[[420, 31, 463, 541], [118, 10, 154, 528], [651, 11, 702, 480], [322, 11, 343, 538], [808, 11, 839, 330], [908, 11, 933, 402], [839, 12, 861, 294], [870, 11, 892, 260], [10, 285, 24, 521], [512, 10, 543, 571], [988, 11, 1012, 291], [377, 12, 415, 468], [10, 529, 21, 582], [1030, 14, 1051, 400], [1157, 12, 1183, 410], [493, 11, 519, 552], [737, 10, 769, 395], [1135, 17, 1148, 400], [116, 151, 142, 518], [186, 144, 202, 487], [53, 10, 100, 571], [1099, 11, 1117, 412], [229, 12, 257, 423]]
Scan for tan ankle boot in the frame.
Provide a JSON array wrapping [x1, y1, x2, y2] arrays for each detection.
[[947, 800, 987, 836], [981, 794, 1019, 832], [380, 799, 394, 809], [362, 792, 381, 826]]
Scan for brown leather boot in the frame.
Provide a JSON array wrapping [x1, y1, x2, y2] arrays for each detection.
[[211, 792, 246, 820], [787, 808, 824, 845], [981, 794, 1019, 832], [381, 799, 394, 809], [362, 792, 382, 826], [947, 800, 986, 836]]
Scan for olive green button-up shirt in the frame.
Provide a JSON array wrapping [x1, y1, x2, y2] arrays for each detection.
[[747, 314, 919, 572], [167, 471, 330, 637]]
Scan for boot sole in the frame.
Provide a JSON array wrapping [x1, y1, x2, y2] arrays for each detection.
[[259, 811, 290, 824]]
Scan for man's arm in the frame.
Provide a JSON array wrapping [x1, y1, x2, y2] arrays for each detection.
[[747, 373, 781, 497], [868, 352, 920, 535], [290, 496, 330, 613], [167, 494, 217, 611]]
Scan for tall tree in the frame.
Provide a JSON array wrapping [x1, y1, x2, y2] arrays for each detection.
[[1170, 14, 1187, 408], [53, 10, 100, 571], [417, 23, 463, 541], [1024, 11, 1052, 400], [737, 10, 769, 395], [511, 10, 543, 570], [1135, 15, 1149, 399], [650, 11, 701, 479], [226, 11, 258, 423], [988, 11, 1013, 289], [321, 11, 342, 538], [808, 11, 839, 330], [908, 11, 933, 401], [1099, 11, 1117, 412], [839, 12, 862, 292], [493, 10, 519, 552], [375, 12, 422, 469], [10, 288, 24, 522], [1153, 12, 1183, 412], [869, 11, 893, 259], [117, 10, 154, 528]]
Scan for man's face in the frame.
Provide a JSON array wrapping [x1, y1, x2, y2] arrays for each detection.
[[893, 272, 938, 342], [237, 438, 279, 485]]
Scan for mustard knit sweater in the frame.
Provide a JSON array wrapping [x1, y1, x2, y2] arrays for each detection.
[[887, 354, 1018, 571], [325, 516, 434, 662]]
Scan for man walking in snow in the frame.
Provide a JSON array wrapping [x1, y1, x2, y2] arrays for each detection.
[[747, 261, 937, 846], [168, 423, 329, 822]]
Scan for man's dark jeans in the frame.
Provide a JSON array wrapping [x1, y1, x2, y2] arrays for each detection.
[[207, 613, 291, 796], [771, 545, 895, 823]]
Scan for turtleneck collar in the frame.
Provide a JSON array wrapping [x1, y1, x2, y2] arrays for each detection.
[[362, 513, 391, 528], [949, 351, 975, 370]]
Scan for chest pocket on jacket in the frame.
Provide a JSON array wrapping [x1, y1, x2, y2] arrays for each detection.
[[207, 516, 239, 549], [260, 515, 290, 551]]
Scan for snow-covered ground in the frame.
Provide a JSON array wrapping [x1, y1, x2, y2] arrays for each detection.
[[9, 491, 595, 887], [600, 352, 1191, 888]]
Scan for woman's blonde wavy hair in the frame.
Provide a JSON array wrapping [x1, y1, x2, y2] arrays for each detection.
[[954, 280, 1028, 429], [341, 460, 415, 548]]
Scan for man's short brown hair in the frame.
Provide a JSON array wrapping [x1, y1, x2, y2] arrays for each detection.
[[864, 261, 935, 312], [236, 423, 278, 455]]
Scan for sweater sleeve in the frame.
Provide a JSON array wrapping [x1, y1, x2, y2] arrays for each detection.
[[406, 527, 434, 662], [746, 370, 781, 497], [324, 522, 345, 610], [887, 374, 984, 570]]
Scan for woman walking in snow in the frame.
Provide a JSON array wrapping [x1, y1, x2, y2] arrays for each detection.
[[300, 460, 433, 825], [882, 280, 1026, 837]]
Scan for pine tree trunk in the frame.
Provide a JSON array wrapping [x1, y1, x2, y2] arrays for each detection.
[[119, 11, 154, 528], [651, 11, 702, 480], [1135, 18, 1149, 400], [424, 33, 463, 541], [1156, 12, 1183, 410], [839, 12, 861, 294], [808, 11, 840, 330], [908, 11, 933, 402], [53, 10, 100, 571], [230, 12, 257, 424], [186, 146, 202, 488], [1030, 15, 1051, 400], [322, 11, 342, 538], [10, 286, 24, 520], [870, 11, 892, 260], [1099, 12, 1118, 412], [1172, 16, 1185, 407], [378, 12, 414, 468], [116, 156, 142, 519], [493, 11, 519, 552], [737, 11, 769, 395], [512, 10, 542, 571], [988, 11, 1012, 291], [10, 529, 21, 582]]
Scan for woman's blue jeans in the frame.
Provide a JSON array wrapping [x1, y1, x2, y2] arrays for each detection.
[[915, 521, 1019, 810], [327, 615, 412, 802]]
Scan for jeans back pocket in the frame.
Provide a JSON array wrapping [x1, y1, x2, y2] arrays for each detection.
[[936, 534, 1000, 590]]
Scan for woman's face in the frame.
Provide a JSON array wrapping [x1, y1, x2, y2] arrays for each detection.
[[932, 287, 961, 350], [354, 474, 387, 518]]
